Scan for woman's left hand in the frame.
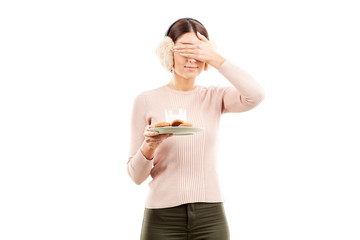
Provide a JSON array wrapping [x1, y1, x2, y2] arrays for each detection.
[[174, 32, 226, 69]]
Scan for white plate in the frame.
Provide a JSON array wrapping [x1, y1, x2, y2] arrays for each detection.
[[149, 127, 203, 135]]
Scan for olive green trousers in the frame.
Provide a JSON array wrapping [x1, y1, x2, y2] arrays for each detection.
[[140, 202, 230, 240]]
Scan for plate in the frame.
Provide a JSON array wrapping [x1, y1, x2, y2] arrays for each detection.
[[149, 127, 203, 135]]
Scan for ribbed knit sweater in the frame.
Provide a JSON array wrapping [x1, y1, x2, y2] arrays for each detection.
[[127, 60, 265, 209]]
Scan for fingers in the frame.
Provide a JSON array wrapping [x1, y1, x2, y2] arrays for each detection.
[[196, 31, 209, 42], [176, 50, 198, 57], [179, 53, 201, 61], [175, 32, 209, 45], [174, 38, 201, 48], [145, 134, 172, 142], [145, 130, 159, 137], [174, 49, 198, 57], [176, 50, 203, 62], [143, 125, 172, 150], [174, 40, 212, 63], [174, 47, 202, 61], [144, 127, 173, 138], [174, 45, 198, 53], [144, 126, 158, 137], [153, 134, 173, 140], [147, 134, 169, 140], [145, 134, 173, 147]]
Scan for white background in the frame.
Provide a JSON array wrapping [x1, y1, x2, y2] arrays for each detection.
[[1, 0, 359, 239]]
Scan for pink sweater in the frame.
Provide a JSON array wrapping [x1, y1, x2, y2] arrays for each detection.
[[127, 60, 265, 209]]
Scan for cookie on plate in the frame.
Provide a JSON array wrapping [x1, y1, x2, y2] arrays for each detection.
[[179, 122, 193, 127], [155, 122, 171, 128], [171, 119, 184, 127]]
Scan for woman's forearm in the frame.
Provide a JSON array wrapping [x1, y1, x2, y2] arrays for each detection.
[[218, 60, 265, 103]]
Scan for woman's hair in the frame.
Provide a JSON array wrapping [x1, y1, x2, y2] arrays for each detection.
[[167, 18, 209, 42]]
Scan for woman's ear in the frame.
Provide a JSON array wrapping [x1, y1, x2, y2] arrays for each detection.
[[155, 36, 174, 72], [204, 63, 209, 71]]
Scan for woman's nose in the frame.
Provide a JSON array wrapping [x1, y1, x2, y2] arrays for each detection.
[[188, 58, 196, 63]]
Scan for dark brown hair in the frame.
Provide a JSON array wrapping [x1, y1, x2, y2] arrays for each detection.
[[167, 18, 209, 43]]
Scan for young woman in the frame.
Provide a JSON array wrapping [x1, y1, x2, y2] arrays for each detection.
[[127, 18, 265, 240]]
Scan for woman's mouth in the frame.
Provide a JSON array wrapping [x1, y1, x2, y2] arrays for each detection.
[[185, 66, 198, 71]]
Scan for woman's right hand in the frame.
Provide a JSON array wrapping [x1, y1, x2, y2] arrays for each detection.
[[140, 126, 172, 160]]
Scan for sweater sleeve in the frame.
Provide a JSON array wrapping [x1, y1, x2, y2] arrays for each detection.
[[127, 94, 153, 185], [218, 60, 265, 113]]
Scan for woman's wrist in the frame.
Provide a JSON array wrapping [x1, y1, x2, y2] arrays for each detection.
[[140, 142, 155, 160], [208, 54, 226, 70]]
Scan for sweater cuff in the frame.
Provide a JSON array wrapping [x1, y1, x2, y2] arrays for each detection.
[[132, 149, 153, 169], [128, 149, 153, 184], [217, 60, 232, 75]]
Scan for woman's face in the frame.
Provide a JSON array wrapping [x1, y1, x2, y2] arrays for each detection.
[[173, 32, 205, 80]]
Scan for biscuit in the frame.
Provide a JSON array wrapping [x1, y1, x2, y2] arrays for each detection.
[[171, 119, 184, 127], [179, 122, 193, 127], [155, 122, 171, 128]]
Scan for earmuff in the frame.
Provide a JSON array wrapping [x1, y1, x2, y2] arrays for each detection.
[[155, 18, 210, 72]]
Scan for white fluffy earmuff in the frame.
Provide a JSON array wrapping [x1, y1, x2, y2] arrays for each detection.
[[155, 36, 175, 72]]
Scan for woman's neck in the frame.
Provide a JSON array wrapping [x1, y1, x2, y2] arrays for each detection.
[[167, 74, 196, 91]]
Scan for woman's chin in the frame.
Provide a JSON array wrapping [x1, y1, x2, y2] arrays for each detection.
[[184, 70, 201, 76]]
